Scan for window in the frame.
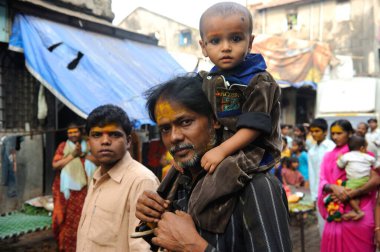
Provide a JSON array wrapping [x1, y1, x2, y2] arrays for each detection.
[[179, 30, 192, 47], [286, 13, 297, 30]]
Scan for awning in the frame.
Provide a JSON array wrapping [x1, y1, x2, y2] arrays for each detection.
[[9, 14, 185, 125]]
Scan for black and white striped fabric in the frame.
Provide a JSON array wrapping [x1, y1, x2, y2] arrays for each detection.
[[172, 172, 292, 252]]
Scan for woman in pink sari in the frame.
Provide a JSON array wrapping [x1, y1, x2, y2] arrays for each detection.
[[318, 119, 380, 252]]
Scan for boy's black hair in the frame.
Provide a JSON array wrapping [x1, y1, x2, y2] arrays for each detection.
[[310, 118, 328, 132], [348, 135, 366, 151], [145, 74, 214, 123], [86, 104, 132, 136], [368, 118, 377, 123], [199, 2, 253, 39]]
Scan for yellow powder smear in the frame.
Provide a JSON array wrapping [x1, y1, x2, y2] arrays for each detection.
[[155, 100, 177, 123], [67, 128, 79, 134], [331, 125, 343, 133], [90, 123, 119, 133]]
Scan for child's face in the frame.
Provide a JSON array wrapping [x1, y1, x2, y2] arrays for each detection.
[[199, 13, 254, 70], [291, 142, 299, 152], [290, 161, 299, 170]]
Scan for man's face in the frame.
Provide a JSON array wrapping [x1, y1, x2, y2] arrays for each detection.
[[155, 99, 219, 170], [356, 123, 368, 137], [199, 13, 254, 70], [88, 123, 130, 171], [310, 127, 326, 144], [369, 121, 377, 131], [67, 128, 81, 143]]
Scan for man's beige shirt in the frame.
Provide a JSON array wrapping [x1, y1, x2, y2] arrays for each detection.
[[77, 152, 159, 251]]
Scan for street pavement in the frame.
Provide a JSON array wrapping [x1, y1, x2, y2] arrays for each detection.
[[0, 213, 321, 252]]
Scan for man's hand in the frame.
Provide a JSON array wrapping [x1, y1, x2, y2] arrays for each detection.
[[201, 146, 227, 174], [135, 191, 170, 223], [152, 211, 208, 252]]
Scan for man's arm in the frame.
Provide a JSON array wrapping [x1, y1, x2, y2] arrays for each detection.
[[135, 190, 170, 223], [152, 211, 208, 252]]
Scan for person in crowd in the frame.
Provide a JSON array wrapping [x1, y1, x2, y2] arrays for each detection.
[[307, 118, 335, 236], [366, 118, 380, 158], [294, 124, 306, 141], [291, 138, 309, 188], [318, 119, 380, 252], [274, 156, 289, 183], [136, 75, 292, 251], [303, 123, 316, 150], [76, 105, 159, 251], [336, 136, 375, 220], [52, 123, 97, 252], [170, 1, 282, 233], [357, 121, 378, 161], [281, 136, 291, 158], [160, 151, 174, 180], [281, 156, 304, 187], [281, 124, 293, 147]]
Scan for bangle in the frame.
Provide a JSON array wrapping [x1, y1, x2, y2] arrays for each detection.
[[375, 227, 380, 232]]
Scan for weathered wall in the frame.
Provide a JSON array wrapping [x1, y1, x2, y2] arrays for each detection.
[[47, 0, 114, 21], [119, 8, 203, 57], [253, 0, 380, 76]]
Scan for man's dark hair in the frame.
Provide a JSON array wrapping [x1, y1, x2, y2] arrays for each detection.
[[199, 2, 253, 39], [145, 75, 214, 122], [348, 135, 366, 151], [86, 104, 132, 136], [310, 118, 328, 132], [368, 118, 377, 124]]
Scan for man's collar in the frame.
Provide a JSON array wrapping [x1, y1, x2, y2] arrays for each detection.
[[93, 151, 132, 184]]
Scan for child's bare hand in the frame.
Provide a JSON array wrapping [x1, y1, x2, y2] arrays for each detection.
[[201, 147, 227, 174]]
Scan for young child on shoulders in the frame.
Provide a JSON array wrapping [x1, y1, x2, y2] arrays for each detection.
[[281, 156, 304, 187], [188, 2, 282, 232], [337, 135, 376, 220]]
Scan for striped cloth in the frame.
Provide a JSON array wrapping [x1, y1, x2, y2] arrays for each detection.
[[172, 172, 292, 252]]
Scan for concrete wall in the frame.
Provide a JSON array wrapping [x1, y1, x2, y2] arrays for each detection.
[[119, 8, 203, 57], [0, 134, 44, 213], [253, 0, 380, 76]]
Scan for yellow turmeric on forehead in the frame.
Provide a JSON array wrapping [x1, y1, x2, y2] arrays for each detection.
[[155, 100, 178, 123], [67, 128, 79, 134], [331, 125, 344, 133], [90, 123, 120, 133]]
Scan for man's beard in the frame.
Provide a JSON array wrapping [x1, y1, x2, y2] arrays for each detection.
[[169, 129, 217, 170]]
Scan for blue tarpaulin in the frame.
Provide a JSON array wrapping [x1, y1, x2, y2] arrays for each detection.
[[9, 14, 185, 125]]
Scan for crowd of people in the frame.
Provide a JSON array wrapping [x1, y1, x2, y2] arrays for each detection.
[[46, 2, 380, 252]]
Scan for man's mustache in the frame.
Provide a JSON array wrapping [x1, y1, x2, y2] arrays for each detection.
[[169, 143, 194, 155]]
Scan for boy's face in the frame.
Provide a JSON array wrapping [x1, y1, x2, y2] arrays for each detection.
[[88, 123, 130, 171], [199, 13, 254, 70], [310, 127, 326, 144]]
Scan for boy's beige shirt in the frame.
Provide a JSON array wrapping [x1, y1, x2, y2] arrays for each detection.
[[77, 151, 159, 252]]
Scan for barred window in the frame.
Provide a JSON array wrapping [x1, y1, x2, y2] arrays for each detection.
[[0, 43, 39, 131]]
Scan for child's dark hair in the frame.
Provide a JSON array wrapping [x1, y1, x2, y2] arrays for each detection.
[[292, 138, 306, 152], [86, 104, 132, 136], [289, 156, 299, 164], [348, 135, 366, 151], [280, 157, 290, 167], [310, 118, 328, 132]]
